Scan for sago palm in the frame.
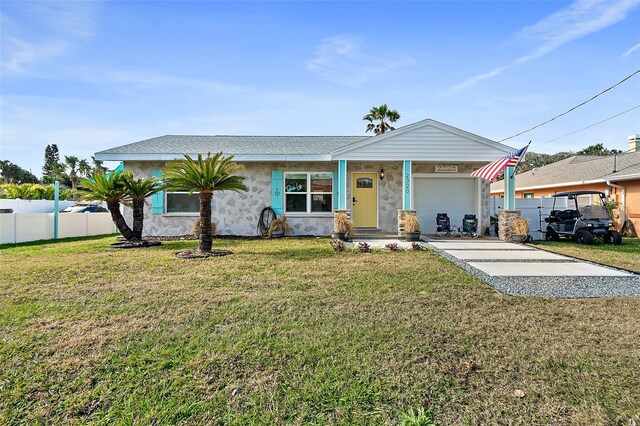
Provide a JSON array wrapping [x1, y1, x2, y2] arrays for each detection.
[[163, 152, 248, 253], [363, 104, 401, 135], [79, 171, 134, 241], [122, 174, 162, 241]]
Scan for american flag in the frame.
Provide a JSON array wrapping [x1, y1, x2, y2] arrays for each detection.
[[471, 145, 529, 182]]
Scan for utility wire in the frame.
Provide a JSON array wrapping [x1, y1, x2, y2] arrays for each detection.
[[538, 104, 640, 146], [498, 68, 640, 143]]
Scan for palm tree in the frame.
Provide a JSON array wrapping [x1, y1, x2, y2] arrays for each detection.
[[64, 156, 80, 190], [91, 156, 106, 174], [79, 171, 134, 241], [122, 175, 162, 241], [78, 159, 92, 179], [163, 152, 248, 253], [363, 104, 401, 135]]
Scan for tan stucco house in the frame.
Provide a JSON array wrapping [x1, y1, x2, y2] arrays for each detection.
[[491, 135, 640, 231]]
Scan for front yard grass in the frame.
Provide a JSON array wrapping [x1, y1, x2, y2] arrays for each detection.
[[534, 237, 640, 273], [1, 236, 639, 425]]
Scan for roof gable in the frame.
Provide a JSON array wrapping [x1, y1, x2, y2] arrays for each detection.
[[332, 118, 514, 161]]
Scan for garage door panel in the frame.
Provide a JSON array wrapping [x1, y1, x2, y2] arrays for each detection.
[[414, 178, 476, 234]]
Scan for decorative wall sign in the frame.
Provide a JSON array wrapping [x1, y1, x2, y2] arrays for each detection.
[[435, 165, 458, 173]]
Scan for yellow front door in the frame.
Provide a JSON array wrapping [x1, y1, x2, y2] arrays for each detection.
[[352, 172, 378, 228]]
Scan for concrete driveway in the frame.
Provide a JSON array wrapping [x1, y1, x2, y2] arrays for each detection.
[[427, 239, 640, 298]]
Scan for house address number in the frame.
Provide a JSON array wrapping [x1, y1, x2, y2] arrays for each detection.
[[435, 165, 458, 173]]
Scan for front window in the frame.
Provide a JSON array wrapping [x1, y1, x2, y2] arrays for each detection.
[[285, 172, 333, 213], [166, 192, 199, 214]]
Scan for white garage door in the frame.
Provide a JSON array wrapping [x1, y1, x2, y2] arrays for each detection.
[[414, 177, 477, 234]]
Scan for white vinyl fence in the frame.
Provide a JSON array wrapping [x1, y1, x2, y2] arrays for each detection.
[[0, 212, 116, 244], [0, 198, 76, 213], [491, 197, 570, 240]]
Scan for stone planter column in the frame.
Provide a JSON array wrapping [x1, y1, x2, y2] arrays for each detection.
[[334, 209, 351, 219], [498, 210, 521, 242], [397, 209, 416, 236]]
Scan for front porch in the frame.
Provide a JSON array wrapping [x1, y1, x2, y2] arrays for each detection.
[[333, 160, 491, 237]]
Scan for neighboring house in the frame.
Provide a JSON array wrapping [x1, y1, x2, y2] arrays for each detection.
[[95, 118, 515, 237], [491, 135, 640, 231]]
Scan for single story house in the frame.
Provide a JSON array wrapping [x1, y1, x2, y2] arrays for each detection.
[[95, 118, 515, 237], [491, 135, 640, 230]]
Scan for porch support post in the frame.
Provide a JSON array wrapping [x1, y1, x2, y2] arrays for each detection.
[[53, 180, 59, 240], [504, 166, 516, 210], [402, 160, 412, 210], [338, 160, 347, 210]]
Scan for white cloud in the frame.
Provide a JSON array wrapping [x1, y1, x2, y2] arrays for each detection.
[[1, 1, 100, 75], [623, 41, 640, 56], [452, 0, 640, 91], [306, 35, 414, 87]]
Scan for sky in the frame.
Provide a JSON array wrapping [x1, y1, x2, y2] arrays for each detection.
[[1, 0, 639, 177]]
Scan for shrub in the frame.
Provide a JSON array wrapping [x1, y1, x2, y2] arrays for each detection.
[[411, 242, 426, 251], [385, 242, 400, 251], [357, 242, 372, 253], [510, 217, 529, 235], [329, 238, 345, 252], [334, 212, 354, 238], [403, 215, 421, 233], [268, 216, 292, 237]]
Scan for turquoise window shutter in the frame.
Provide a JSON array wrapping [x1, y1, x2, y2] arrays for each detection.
[[151, 169, 164, 214], [333, 170, 339, 210], [271, 170, 283, 215]]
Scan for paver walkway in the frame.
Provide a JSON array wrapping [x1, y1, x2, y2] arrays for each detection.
[[426, 238, 640, 298]]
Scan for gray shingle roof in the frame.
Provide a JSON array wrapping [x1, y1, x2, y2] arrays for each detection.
[[491, 152, 640, 191], [96, 135, 370, 156]]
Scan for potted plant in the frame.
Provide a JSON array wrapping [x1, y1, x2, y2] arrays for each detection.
[[510, 217, 529, 243], [268, 215, 292, 238], [402, 215, 421, 241], [332, 212, 353, 241]]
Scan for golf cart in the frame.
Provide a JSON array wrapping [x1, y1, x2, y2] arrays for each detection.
[[544, 190, 621, 245]]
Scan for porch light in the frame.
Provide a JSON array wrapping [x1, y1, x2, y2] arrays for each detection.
[[380, 169, 385, 180]]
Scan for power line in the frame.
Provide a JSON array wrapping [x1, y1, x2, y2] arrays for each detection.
[[498, 68, 640, 143], [539, 104, 640, 146]]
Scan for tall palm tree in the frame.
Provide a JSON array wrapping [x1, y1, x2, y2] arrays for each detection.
[[79, 171, 134, 241], [122, 175, 162, 241], [163, 152, 248, 253], [64, 156, 80, 190], [78, 159, 92, 179], [91, 156, 106, 174], [363, 104, 401, 135]]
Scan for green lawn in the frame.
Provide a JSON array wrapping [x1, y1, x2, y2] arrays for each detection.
[[533, 237, 640, 273], [1, 237, 639, 425]]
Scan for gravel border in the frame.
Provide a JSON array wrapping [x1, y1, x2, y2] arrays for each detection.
[[428, 244, 640, 298]]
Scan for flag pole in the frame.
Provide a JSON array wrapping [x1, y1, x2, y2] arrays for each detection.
[[510, 141, 532, 179]]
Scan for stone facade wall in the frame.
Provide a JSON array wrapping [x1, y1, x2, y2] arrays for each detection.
[[123, 160, 490, 237]]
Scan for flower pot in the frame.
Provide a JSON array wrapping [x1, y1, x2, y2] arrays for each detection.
[[402, 231, 421, 241], [271, 229, 285, 238], [511, 234, 526, 243], [331, 232, 347, 241]]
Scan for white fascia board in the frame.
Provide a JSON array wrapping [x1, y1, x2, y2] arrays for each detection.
[[331, 118, 515, 156], [602, 173, 640, 182], [489, 179, 606, 194], [94, 153, 333, 162]]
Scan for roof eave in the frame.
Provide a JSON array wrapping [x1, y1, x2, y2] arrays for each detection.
[[490, 178, 607, 194], [94, 153, 334, 162]]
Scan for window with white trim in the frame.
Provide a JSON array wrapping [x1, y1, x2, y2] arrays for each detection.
[[284, 172, 333, 213], [166, 192, 200, 213]]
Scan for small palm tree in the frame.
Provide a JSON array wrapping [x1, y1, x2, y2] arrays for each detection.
[[363, 104, 401, 135], [163, 152, 248, 253], [64, 156, 80, 190], [78, 159, 92, 179], [122, 175, 162, 241], [79, 171, 134, 241]]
